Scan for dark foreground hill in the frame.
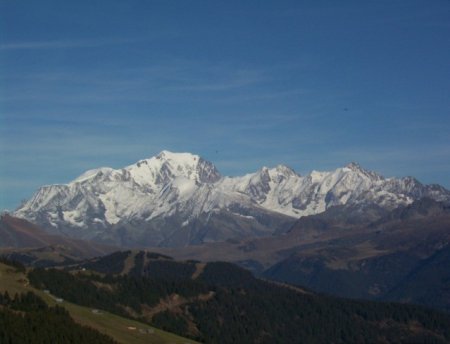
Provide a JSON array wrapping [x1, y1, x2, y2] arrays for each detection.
[[0, 259, 116, 344], [0, 258, 198, 344], [0, 291, 116, 344], [26, 250, 450, 343]]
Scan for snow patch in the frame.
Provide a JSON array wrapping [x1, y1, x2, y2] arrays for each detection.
[[62, 210, 84, 227]]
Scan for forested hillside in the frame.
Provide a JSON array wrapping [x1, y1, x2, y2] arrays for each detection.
[[26, 250, 450, 344], [0, 258, 197, 344], [0, 292, 117, 344]]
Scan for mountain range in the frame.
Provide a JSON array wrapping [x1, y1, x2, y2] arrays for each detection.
[[14, 150, 450, 247]]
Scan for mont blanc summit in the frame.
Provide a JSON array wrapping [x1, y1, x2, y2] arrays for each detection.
[[14, 151, 450, 247]]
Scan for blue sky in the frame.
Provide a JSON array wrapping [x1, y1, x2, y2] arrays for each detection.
[[1, 1, 449, 210]]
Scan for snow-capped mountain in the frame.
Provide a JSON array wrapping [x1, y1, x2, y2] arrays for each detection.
[[14, 151, 450, 247]]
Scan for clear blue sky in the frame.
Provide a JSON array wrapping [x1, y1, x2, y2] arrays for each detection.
[[1, 1, 449, 210]]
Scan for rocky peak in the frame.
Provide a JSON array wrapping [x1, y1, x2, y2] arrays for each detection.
[[344, 162, 383, 181], [127, 151, 221, 185], [196, 157, 222, 183]]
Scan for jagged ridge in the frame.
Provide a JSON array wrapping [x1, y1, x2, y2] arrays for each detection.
[[14, 151, 450, 247]]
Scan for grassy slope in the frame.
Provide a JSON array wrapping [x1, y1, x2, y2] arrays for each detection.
[[0, 263, 198, 344]]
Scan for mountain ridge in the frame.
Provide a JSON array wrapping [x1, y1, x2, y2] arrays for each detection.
[[14, 151, 450, 247]]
